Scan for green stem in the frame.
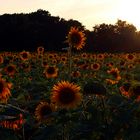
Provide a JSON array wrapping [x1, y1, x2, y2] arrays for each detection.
[[68, 45, 72, 81]]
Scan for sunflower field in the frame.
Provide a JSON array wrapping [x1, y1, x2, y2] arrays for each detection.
[[0, 27, 140, 140]]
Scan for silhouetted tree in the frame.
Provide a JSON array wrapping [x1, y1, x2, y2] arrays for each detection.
[[0, 10, 140, 52]]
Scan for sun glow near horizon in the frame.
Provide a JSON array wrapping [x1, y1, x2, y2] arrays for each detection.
[[115, 0, 140, 31], [0, 0, 140, 31]]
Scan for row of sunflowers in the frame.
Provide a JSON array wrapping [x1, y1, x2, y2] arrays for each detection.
[[0, 27, 140, 140]]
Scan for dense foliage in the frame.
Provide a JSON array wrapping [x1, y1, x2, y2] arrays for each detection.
[[0, 50, 140, 140]]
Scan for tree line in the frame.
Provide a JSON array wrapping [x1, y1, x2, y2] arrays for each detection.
[[0, 9, 140, 52]]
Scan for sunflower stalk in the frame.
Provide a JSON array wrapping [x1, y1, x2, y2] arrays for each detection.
[[68, 45, 72, 81], [80, 99, 90, 120], [62, 123, 70, 140], [100, 96, 109, 139], [0, 104, 29, 114]]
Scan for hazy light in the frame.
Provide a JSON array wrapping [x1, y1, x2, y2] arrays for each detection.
[[0, 0, 140, 30]]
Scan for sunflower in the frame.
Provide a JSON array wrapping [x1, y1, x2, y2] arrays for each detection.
[[48, 53, 54, 60], [0, 78, 12, 103], [51, 59, 58, 65], [44, 66, 58, 78], [73, 57, 80, 64], [91, 63, 100, 71], [128, 64, 135, 69], [51, 81, 82, 109], [37, 53, 43, 60], [81, 53, 88, 59], [66, 27, 86, 50], [119, 82, 131, 98], [128, 83, 140, 99], [35, 102, 55, 123], [19, 51, 30, 61], [107, 67, 121, 81], [60, 56, 67, 64], [108, 62, 114, 67], [105, 79, 119, 85], [42, 60, 48, 67], [97, 54, 105, 60], [91, 54, 96, 60], [71, 71, 81, 78], [4, 64, 16, 76], [119, 60, 126, 67], [0, 113, 25, 130], [125, 53, 135, 61], [37, 46, 44, 54]]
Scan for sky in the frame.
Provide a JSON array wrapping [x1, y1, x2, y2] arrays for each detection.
[[0, 0, 140, 31]]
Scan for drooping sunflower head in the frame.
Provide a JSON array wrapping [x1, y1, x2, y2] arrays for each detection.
[[44, 66, 58, 78], [51, 81, 82, 109], [129, 83, 140, 98], [107, 67, 121, 80], [37, 46, 44, 54], [0, 113, 25, 130], [122, 82, 131, 92], [119, 82, 131, 98], [19, 51, 30, 61], [0, 78, 12, 103], [66, 27, 86, 50], [35, 102, 55, 124], [4, 64, 16, 76]]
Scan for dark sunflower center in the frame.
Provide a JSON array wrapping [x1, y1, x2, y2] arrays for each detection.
[[7, 66, 14, 72], [111, 71, 118, 78], [62, 58, 66, 61], [123, 83, 131, 92], [70, 32, 82, 45], [22, 53, 28, 59], [128, 55, 133, 59], [59, 88, 75, 104], [40, 106, 52, 117], [47, 67, 55, 74], [93, 64, 99, 69], [0, 82, 4, 93], [39, 48, 43, 51], [43, 61, 47, 66]]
